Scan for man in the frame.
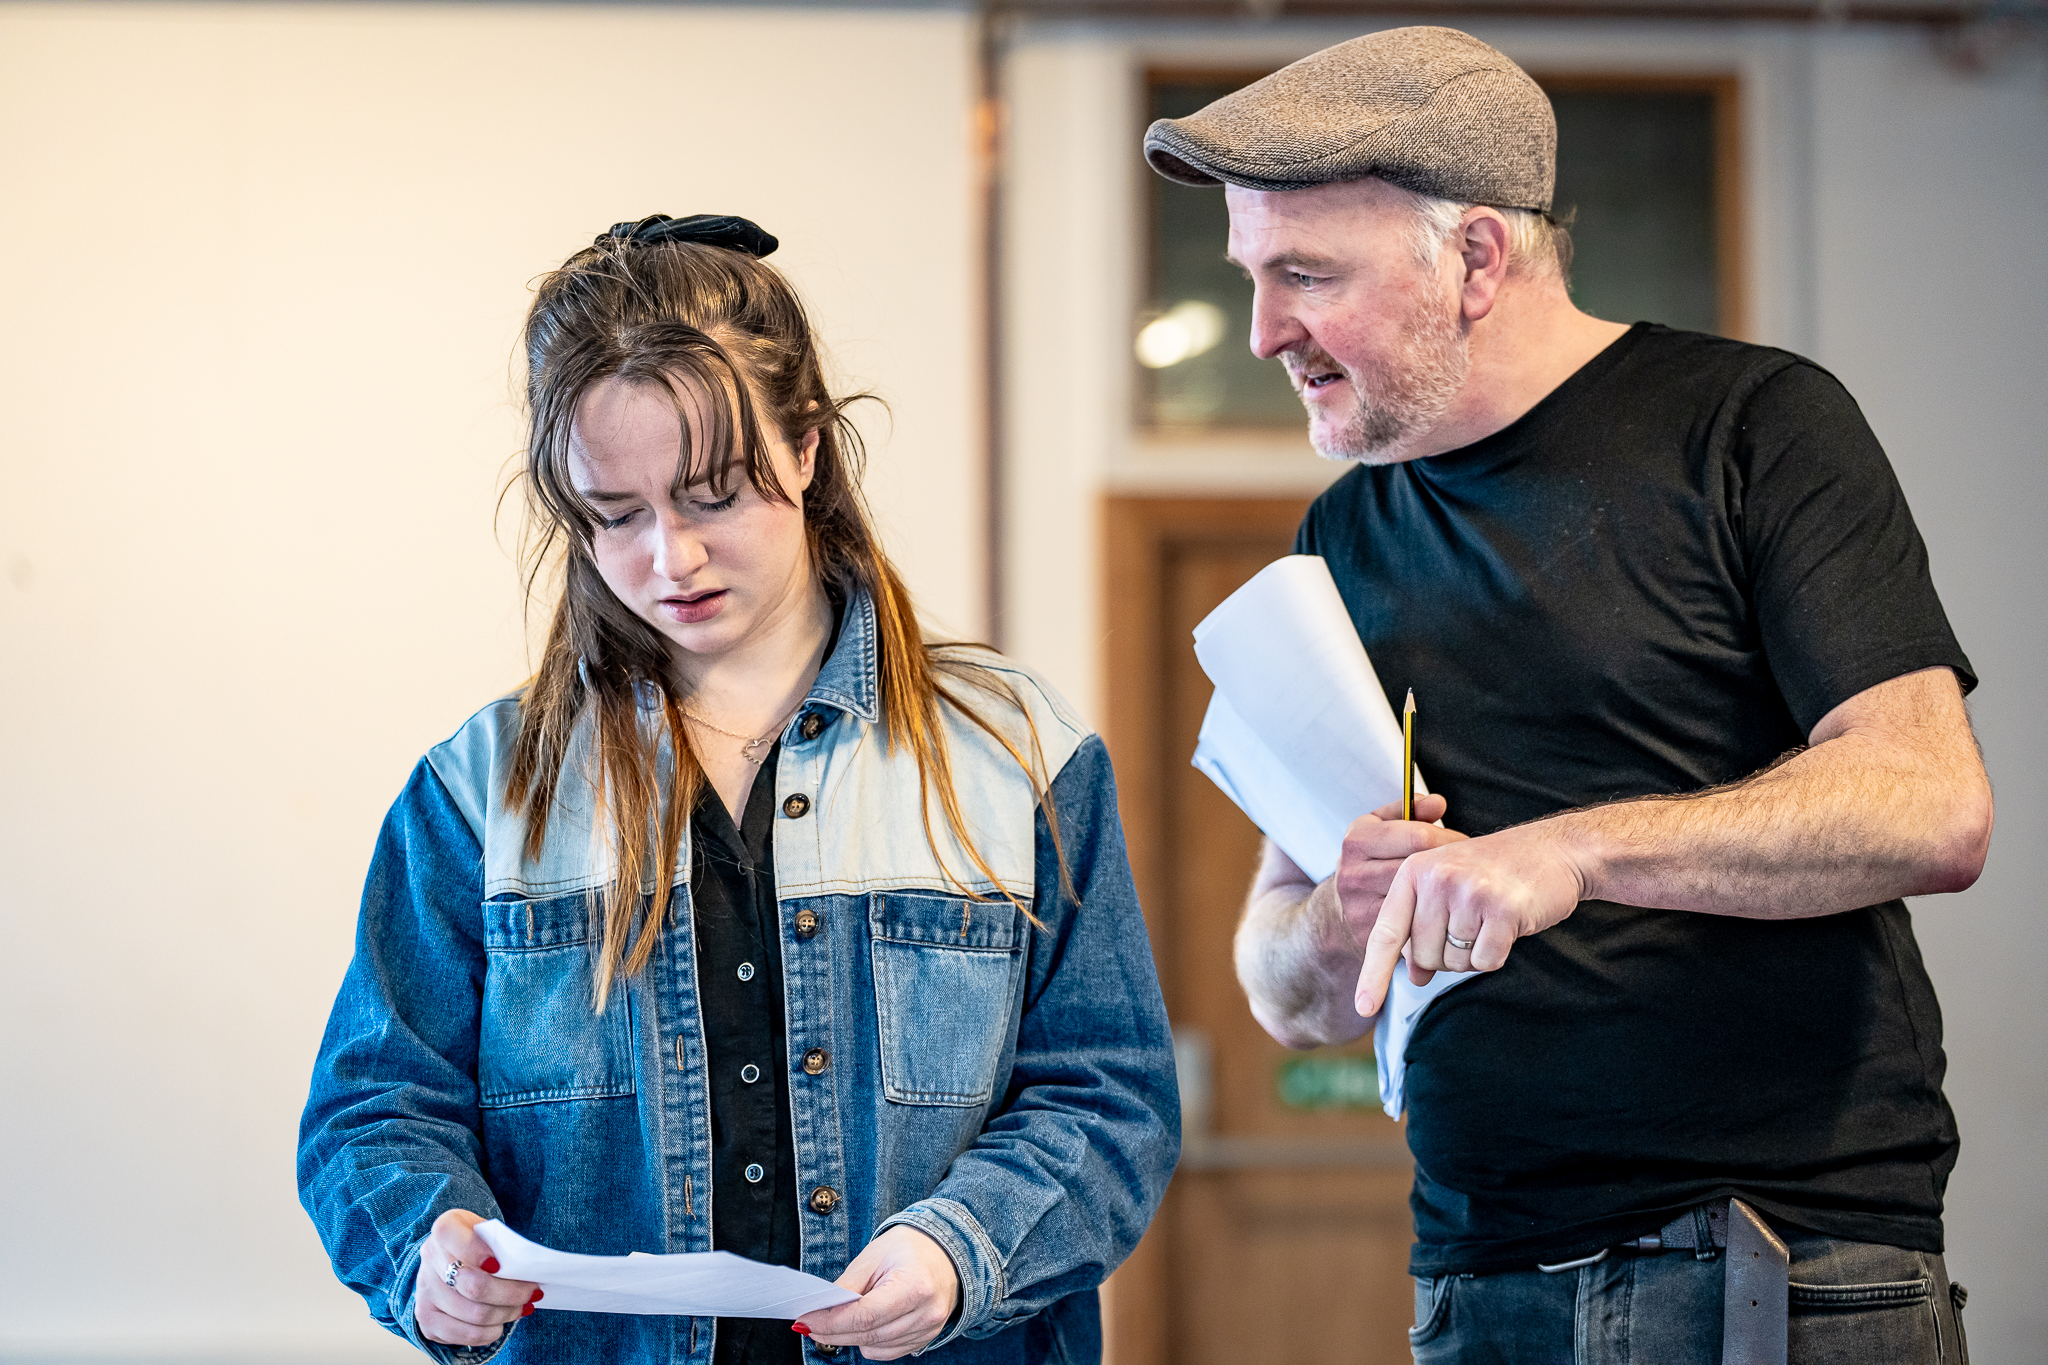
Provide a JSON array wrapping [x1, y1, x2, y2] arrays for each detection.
[[1144, 27, 1990, 1364]]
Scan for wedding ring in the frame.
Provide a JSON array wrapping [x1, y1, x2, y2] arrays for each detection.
[[1446, 934, 1475, 951], [444, 1259, 462, 1288]]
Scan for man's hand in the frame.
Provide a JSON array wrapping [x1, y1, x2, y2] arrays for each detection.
[[794, 1224, 960, 1360], [413, 1208, 542, 1349], [1353, 819, 1587, 1017], [1331, 793, 1463, 947], [1236, 795, 1459, 1047]]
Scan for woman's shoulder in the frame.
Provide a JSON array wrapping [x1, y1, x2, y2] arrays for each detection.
[[929, 645, 1095, 780], [418, 691, 528, 845]]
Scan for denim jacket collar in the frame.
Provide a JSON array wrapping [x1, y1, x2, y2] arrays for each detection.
[[804, 586, 880, 725]]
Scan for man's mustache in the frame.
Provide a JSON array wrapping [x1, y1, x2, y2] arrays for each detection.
[[1282, 347, 1347, 387]]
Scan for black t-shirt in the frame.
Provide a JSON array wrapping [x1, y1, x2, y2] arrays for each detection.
[[691, 744, 801, 1365], [1295, 323, 1974, 1276]]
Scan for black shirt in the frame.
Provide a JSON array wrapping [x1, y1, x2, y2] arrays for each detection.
[[1297, 324, 1974, 1275], [691, 744, 802, 1365]]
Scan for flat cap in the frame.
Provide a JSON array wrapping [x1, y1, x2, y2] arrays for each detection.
[[1143, 27, 1555, 213]]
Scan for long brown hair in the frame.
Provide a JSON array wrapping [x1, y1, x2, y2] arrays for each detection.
[[507, 229, 1060, 1009]]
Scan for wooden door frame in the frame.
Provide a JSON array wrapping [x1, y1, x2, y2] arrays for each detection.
[[1101, 495, 1314, 942], [1098, 493, 1315, 1365]]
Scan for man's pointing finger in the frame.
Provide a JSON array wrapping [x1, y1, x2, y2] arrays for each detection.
[[1356, 865, 1416, 1016]]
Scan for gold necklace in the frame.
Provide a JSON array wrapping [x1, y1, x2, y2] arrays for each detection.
[[680, 704, 798, 765]]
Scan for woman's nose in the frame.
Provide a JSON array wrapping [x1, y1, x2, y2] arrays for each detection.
[[649, 515, 707, 583]]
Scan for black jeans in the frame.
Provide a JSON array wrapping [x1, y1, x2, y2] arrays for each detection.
[[1410, 1227, 1967, 1364]]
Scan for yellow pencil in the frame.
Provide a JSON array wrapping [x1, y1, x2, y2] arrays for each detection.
[[1402, 688, 1416, 822]]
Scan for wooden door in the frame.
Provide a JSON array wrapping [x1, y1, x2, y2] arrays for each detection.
[[1100, 496, 1415, 1365]]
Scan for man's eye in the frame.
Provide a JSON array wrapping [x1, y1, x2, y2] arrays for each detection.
[[1289, 272, 1323, 288]]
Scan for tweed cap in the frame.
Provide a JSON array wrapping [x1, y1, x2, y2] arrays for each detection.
[[1143, 27, 1555, 212]]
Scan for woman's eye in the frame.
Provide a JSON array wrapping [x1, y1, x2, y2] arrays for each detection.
[[599, 510, 639, 531], [694, 491, 741, 513]]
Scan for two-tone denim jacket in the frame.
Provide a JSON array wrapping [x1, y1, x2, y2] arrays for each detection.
[[297, 591, 1181, 1364]]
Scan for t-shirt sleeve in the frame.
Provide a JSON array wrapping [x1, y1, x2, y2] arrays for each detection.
[[1737, 361, 1976, 736]]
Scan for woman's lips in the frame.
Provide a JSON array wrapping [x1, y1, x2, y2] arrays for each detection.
[[662, 589, 728, 624]]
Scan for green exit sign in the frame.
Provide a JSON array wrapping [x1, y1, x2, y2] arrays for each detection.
[[1275, 1054, 1379, 1110]]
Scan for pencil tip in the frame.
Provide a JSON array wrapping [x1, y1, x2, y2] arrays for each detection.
[[1404, 687, 1416, 714]]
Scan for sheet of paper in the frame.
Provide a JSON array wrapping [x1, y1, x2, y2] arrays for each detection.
[[473, 1220, 859, 1319], [1188, 554, 1473, 1117]]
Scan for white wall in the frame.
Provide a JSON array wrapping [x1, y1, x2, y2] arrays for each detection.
[[0, 3, 977, 1359], [1806, 31, 2048, 1361], [1002, 17, 2048, 1364]]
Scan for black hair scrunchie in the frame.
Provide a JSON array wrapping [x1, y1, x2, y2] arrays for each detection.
[[599, 213, 778, 258]]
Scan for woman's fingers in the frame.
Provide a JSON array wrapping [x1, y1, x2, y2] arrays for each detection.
[[797, 1226, 958, 1359], [414, 1209, 541, 1346]]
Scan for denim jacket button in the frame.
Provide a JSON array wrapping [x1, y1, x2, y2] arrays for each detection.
[[794, 909, 822, 940], [802, 1048, 830, 1076], [782, 793, 811, 819], [799, 713, 826, 741], [807, 1185, 840, 1214]]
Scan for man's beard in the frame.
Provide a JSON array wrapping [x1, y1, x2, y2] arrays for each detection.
[[1285, 285, 1470, 464]]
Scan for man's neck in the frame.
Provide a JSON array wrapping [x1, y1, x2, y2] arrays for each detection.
[[1407, 279, 1630, 462]]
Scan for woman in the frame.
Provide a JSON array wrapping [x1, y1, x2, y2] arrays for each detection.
[[298, 215, 1178, 1364]]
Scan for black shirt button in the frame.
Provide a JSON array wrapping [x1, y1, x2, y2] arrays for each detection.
[[794, 909, 822, 940], [740, 1063, 760, 1084], [799, 713, 826, 741], [744, 1162, 765, 1184], [807, 1185, 840, 1214], [782, 793, 811, 819], [736, 961, 755, 982], [802, 1048, 830, 1076]]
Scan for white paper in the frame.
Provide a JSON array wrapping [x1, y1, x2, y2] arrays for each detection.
[[473, 1220, 859, 1319], [1188, 555, 1473, 1117]]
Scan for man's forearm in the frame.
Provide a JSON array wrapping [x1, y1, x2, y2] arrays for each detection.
[[1235, 851, 1375, 1048], [1552, 670, 1991, 919]]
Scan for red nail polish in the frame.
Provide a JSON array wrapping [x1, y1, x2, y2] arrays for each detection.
[[530, 1289, 544, 1303], [791, 1323, 812, 1336], [480, 1257, 501, 1274], [521, 1303, 535, 1317]]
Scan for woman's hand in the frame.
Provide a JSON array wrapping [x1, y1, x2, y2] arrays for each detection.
[[413, 1208, 542, 1349], [793, 1225, 960, 1360]]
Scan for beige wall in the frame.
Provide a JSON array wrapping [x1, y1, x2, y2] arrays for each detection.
[[0, 3, 976, 1358]]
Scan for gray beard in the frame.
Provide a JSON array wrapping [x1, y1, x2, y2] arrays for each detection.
[[1293, 289, 1471, 465]]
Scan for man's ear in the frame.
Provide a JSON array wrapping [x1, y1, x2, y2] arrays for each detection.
[[1457, 209, 1512, 323]]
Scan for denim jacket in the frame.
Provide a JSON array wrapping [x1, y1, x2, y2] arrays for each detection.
[[298, 592, 1180, 1364]]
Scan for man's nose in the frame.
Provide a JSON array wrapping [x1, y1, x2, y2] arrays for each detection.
[[649, 514, 708, 583], [1246, 285, 1303, 361]]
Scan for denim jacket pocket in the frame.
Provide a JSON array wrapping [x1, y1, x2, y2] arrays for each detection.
[[476, 892, 636, 1108], [869, 891, 1024, 1106]]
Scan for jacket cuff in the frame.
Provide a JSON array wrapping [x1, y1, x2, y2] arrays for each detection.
[[877, 1197, 1005, 1351], [392, 1237, 515, 1365]]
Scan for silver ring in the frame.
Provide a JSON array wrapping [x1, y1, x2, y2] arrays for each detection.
[[444, 1259, 462, 1288], [1446, 934, 1475, 951]]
